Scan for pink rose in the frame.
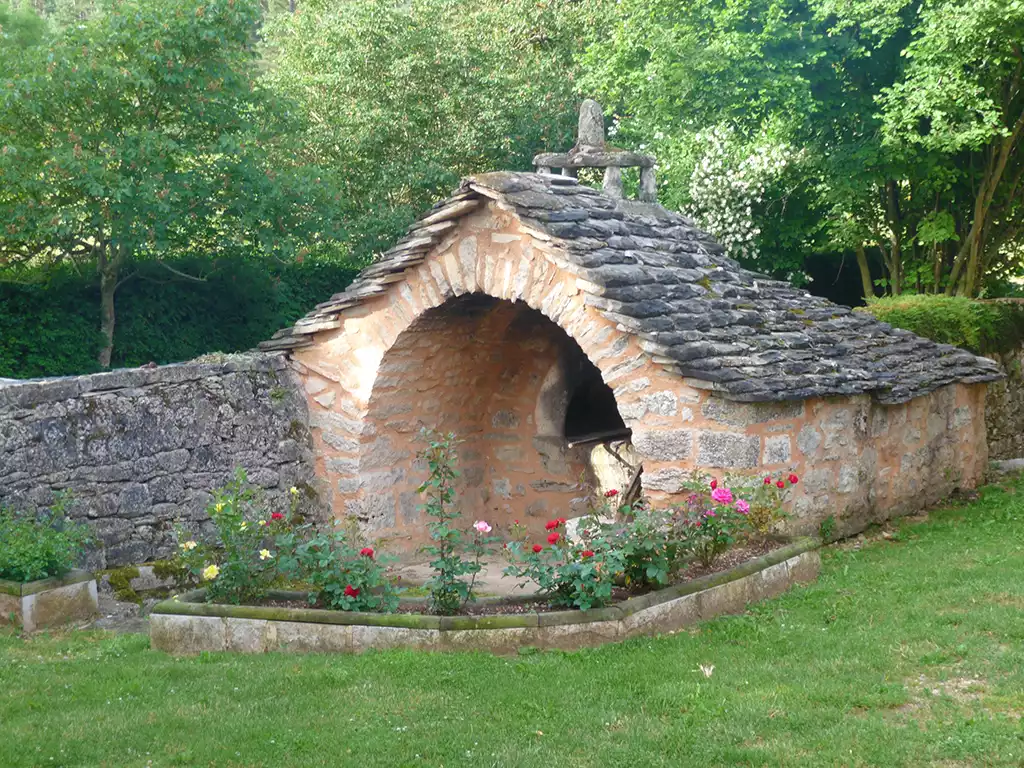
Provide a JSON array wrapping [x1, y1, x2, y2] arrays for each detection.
[[710, 487, 733, 504], [473, 520, 492, 534], [735, 499, 750, 515]]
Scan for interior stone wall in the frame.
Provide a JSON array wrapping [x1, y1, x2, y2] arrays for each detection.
[[0, 354, 321, 568], [306, 295, 600, 555], [985, 344, 1024, 461]]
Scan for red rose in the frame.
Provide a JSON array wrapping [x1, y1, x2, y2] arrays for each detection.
[[788, 473, 799, 484], [581, 550, 595, 558], [547, 532, 560, 545], [604, 489, 619, 498], [557, 517, 566, 525], [544, 520, 558, 530], [271, 512, 285, 521], [764, 477, 772, 485], [710, 478, 718, 490], [344, 584, 359, 597], [776, 480, 785, 489], [359, 547, 374, 559], [532, 544, 543, 554]]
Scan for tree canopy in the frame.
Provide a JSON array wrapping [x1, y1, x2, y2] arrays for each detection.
[[0, 0, 345, 365], [582, 0, 1024, 298], [1, 0, 1023, 378]]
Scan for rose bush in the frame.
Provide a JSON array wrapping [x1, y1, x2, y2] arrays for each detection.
[[504, 519, 624, 611], [275, 516, 399, 612], [728, 472, 796, 537], [173, 469, 296, 605]]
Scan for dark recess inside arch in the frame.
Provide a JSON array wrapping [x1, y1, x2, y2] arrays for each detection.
[[563, 362, 626, 441]]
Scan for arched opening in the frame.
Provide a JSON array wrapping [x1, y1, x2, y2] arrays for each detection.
[[564, 368, 627, 443], [359, 292, 626, 552]]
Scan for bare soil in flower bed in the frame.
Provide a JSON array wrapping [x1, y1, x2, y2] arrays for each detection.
[[243, 539, 785, 616]]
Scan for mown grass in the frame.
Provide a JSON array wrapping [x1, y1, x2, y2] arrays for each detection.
[[2, 477, 1023, 767]]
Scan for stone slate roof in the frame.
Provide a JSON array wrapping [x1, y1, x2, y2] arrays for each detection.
[[262, 172, 1003, 404]]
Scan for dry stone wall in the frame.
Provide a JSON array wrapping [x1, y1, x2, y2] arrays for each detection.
[[0, 354, 321, 568], [985, 344, 1024, 460]]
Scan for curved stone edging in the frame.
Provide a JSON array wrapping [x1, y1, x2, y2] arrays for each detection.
[[150, 539, 820, 655]]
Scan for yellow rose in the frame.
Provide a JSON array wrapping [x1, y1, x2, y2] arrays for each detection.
[[180, 540, 197, 551], [258, 520, 267, 527], [289, 486, 300, 496], [259, 549, 272, 561], [202, 564, 220, 580]]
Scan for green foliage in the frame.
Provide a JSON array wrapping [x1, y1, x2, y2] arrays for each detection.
[[0, 256, 358, 378], [263, 0, 591, 264], [819, 514, 837, 543], [4, 478, 1024, 766], [275, 517, 399, 613], [727, 472, 794, 537], [150, 558, 189, 587], [106, 566, 141, 604], [0, 2, 47, 50], [417, 430, 492, 615], [0, 493, 90, 582], [581, 496, 687, 589], [0, 0, 346, 364], [173, 469, 295, 605], [861, 295, 1024, 355], [670, 476, 752, 568], [581, 0, 1024, 296], [504, 519, 624, 611]]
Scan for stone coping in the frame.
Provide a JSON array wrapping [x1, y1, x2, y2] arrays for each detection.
[[0, 569, 95, 597], [0, 352, 286, 409], [152, 538, 818, 633]]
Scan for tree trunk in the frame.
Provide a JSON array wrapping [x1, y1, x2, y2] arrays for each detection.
[[947, 111, 1024, 296], [883, 180, 903, 295], [855, 245, 874, 301], [96, 244, 124, 369]]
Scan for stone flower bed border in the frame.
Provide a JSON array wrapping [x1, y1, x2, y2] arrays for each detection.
[[151, 539, 820, 655], [0, 570, 99, 633]]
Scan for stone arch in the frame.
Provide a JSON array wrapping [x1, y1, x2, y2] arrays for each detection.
[[290, 203, 659, 550]]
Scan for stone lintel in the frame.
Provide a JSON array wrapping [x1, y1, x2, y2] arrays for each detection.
[[532, 150, 655, 169]]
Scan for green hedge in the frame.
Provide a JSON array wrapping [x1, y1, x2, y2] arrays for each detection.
[[861, 295, 1024, 356], [0, 256, 360, 378]]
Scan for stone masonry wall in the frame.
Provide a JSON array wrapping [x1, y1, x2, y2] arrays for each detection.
[[0, 354, 320, 568], [638, 381, 988, 537], [985, 344, 1024, 460], [287, 200, 991, 551]]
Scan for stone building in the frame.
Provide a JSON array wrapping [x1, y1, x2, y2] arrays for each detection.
[[262, 102, 1003, 553]]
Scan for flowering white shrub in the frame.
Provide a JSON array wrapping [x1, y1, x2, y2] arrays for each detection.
[[683, 125, 803, 262]]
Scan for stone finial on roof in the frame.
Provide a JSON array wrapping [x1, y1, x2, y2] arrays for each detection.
[[533, 99, 657, 203], [577, 99, 606, 149]]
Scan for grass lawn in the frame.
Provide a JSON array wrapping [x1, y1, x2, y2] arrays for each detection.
[[2, 479, 1023, 767]]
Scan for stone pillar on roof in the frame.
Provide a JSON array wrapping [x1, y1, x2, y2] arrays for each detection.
[[533, 99, 657, 202]]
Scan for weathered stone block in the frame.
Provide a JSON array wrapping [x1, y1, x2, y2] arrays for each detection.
[[642, 390, 678, 417], [0, 571, 98, 633], [151, 614, 226, 654], [702, 398, 803, 427], [762, 435, 791, 465], [796, 425, 822, 457], [697, 431, 759, 468], [631, 429, 692, 461], [643, 468, 689, 493]]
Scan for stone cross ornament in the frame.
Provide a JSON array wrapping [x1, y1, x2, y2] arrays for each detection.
[[533, 99, 657, 202]]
